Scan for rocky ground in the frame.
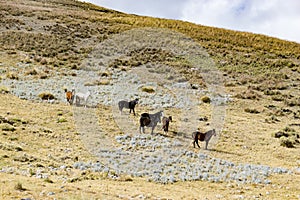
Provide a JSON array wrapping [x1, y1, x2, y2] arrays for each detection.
[[1, 62, 297, 187]]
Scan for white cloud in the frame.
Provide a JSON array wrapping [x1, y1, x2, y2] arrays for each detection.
[[83, 0, 300, 43], [86, 0, 186, 19], [180, 0, 300, 43]]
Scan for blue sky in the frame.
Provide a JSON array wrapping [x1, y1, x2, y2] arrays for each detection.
[[82, 0, 300, 43]]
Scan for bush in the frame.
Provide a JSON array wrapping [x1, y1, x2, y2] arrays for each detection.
[[57, 117, 67, 123], [0, 86, 10, 94], [244, 108, 260, 114], [25, 68, 38, 75], [38, 92, 55, 100], [273, 127, 299, 148], [84, 79, 110, 86], [235, 89, 261, 100], [0, 123, 16, 131], [14, 182, 25, 191], [6, 72, 18, 80], [285, 98, 300, 107], [272, 95, 284, 101], [280, 137, 295, 148], [141, 86, 155, 93], [201, 96, 211, 103], [264, 90, 281, 96], [273, 131, 289, 138]]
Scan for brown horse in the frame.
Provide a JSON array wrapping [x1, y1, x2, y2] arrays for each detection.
[[192, 129, 216, 150], [140, 111, 163, 134], [162, 116, 172, 134], [64, 88, 75, 105]]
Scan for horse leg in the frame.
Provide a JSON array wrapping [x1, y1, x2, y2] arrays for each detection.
[[133, 108, 135, 116], [205, 141, 208, 150], [140, 126, 145, 134], [196, 140, 201, 148], [151, 126, 154, 135]]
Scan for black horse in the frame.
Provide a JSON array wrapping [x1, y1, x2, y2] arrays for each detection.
[[118, 98, 139, 116], [139, 111, 163, 134]]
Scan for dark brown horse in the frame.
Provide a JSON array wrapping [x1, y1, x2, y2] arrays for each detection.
[[192, 129, 216, 150], [162, 116, 172, 134], [118, 98, 139, 115], [140, 111, 163, 134]]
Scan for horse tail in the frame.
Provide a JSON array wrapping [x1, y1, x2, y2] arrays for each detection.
[[192, 132, 196, 139]]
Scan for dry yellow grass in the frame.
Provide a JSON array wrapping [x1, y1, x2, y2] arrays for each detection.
[[1, 93, 299, 199]]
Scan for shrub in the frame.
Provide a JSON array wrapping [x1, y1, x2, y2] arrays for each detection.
[[0, 123, 16, 131], [201, 96, 211, 103], [6, 72, 18, 80], [141, 86, 155, 93], [44, 178, 54, 183], [293, 110, 300, 119], [235, 89, 261, 100], [244, 108, 260, 114], [25, 68, 38, 75], [264, 90, 281, 96], [99, 71, 111, 77], [280, 137, 295, 148], [283, 127, 295, 133], [272, 95, 284, 101], [57, 117, 67, 123], [273, 131, 289, 138], [38, 92, 55, 100], [14, 182, 25, 191], [285, 98, 300, 107], [84, 79, 110, 86], [0, 86, 10, 94]]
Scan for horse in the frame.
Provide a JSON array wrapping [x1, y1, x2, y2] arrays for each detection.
[[64, 88, 75, 105], [74, 90, 91, 108], [139, 111, 163, 134], [192, 129, 216, 150], [162, 116, 172, 134], [118, 98, 139, 116]]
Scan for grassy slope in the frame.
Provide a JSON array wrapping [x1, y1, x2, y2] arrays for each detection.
[[1, 0, 300, 199]]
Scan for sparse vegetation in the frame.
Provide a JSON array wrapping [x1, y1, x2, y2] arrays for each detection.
[[273, 127, 300, 148]]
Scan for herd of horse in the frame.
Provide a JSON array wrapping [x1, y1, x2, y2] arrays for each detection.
[[118, 99, 216, 150], [64, 89, 216, 150]]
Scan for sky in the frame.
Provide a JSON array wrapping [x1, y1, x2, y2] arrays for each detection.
[[83, 0, 300, 43]]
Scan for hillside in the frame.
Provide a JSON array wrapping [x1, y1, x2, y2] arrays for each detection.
[[1, 0, 300, 199]]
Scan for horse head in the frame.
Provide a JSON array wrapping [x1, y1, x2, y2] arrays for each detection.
[[212, 129, 216, 136], [157, 111, 164, 123]]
